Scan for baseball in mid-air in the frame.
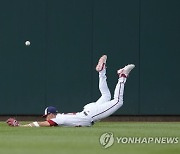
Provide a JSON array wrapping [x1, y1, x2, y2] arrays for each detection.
[[25, 40, 30, 46]]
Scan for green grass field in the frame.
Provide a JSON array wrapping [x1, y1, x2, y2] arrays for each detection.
[[0, 122, 180, 154]]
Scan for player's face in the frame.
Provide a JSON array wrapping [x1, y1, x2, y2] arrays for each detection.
[[46, 114, 51, 121], [46, 113, 56, 121]]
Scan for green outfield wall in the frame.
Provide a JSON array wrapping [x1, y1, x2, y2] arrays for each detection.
[[0, 0, 179, 115]]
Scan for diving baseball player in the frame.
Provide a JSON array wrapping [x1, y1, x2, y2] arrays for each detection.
[[6, 55, 135, 127]]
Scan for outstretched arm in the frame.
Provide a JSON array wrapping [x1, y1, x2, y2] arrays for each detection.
[[6, 118, 51, 127], [20, 121, 50, 127]]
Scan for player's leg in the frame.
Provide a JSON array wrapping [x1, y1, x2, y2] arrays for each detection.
[[91, 64, 135, 122], [95, 55, 111, 104], [83, 55, 111, 111], [92, 76, 126, 121]]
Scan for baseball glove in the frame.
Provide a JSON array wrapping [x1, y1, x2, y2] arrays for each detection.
[[6, 118, 19, 127]]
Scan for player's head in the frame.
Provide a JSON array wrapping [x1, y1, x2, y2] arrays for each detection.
[[42, 106, 58, 120]]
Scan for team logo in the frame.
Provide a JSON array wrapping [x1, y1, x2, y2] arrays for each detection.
[[99, 132, 114, 148]]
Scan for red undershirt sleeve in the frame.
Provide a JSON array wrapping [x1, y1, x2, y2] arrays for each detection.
[[47, 120, 58, 126]]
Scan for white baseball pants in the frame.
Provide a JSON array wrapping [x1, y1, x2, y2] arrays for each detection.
[[83, 69, 126, 122]]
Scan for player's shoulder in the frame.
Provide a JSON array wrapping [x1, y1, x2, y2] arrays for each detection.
[[56, 113, 63, 117]]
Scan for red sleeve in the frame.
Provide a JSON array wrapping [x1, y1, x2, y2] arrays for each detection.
[[47, 120, 58, 126]]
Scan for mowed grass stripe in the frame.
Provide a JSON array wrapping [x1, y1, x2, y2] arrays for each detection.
[[0, 122, 179, 154]]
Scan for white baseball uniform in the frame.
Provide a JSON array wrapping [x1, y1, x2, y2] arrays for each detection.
[[48, 69, 126, 127]]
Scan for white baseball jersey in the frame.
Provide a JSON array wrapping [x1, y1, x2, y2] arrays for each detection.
[[48, 112, 93, 127], [48, 69, 126, 127]]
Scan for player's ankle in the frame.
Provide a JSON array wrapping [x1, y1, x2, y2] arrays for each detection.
[[99, 69, 106, 75], [120, 74, 127, 78]]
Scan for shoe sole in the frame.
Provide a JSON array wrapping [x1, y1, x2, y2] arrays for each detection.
[[96, 55, 107, 72], [117, 64, 135, 76]]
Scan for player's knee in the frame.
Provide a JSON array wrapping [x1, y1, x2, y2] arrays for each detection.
[[105, 93, 111, 101], [118, 99, 123, 106]]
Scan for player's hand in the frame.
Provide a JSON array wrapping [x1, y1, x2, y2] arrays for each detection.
[[6, 118, 19, 127]]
